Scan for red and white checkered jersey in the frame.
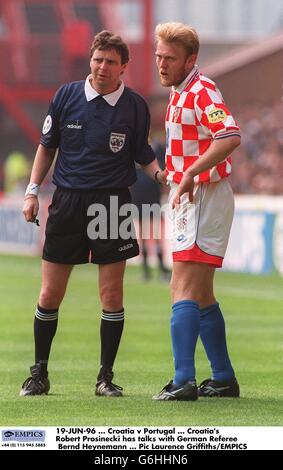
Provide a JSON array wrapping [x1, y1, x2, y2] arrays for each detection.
[[165, 66, 240, 184]]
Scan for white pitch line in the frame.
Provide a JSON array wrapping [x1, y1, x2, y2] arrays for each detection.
[[216, 286, 283, 301]]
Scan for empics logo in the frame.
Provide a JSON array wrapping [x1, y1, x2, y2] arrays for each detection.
[[2, 430, 45, 442]]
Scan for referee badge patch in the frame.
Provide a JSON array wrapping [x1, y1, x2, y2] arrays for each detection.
[[208, 108, 227, 123], [109, 132, 126, 153], [42, 115, 52, 134]]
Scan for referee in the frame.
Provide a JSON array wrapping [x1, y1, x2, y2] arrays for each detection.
[[20, 30, 165, 397]]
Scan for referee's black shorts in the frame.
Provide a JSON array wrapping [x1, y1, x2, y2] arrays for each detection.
[[43, 187, 139, 265]]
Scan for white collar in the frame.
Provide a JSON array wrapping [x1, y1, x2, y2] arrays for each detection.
[[173, 65, 199, 94], [84, 74, 125, 106]]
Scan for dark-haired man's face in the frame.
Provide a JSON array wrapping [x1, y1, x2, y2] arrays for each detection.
[[155, 40, 196, 87], [90, 48, 127, 94]]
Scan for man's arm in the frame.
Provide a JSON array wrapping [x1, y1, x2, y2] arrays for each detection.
[[28, 144, 57, 186], [140, 159, 167, 184], [172, 136, 241, 207], [23, 144, 57, 223]]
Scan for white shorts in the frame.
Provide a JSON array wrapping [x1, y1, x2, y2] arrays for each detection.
[[168, 179, 234, 267]]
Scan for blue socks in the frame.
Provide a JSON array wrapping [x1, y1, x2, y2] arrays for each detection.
[[170, 301, 235, 385], [200, 303, 234, 382], [171, 300, 200, 385]]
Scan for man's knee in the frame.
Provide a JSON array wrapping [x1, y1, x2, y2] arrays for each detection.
[[39, 287, 64, 309], [100, 285, 123, 311]]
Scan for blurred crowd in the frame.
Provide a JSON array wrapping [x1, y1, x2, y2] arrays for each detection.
[[231, 101, 283, 195]]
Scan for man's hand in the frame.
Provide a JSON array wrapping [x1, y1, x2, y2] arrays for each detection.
[[172, 173, 194, 209], [156, 169, 167, 185], [22, 196, 39, 223]]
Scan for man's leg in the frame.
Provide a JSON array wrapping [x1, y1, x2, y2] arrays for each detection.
[[171, 261, 238, 395], [20, 261, 73, 396], [171, 261, 216, 384], [199, 303, 235, 382], [96, 260, 126, 397], [199, 303, 239, 397], [141, 239, 151, 280], [35, 261, 73, 373], [183, 263, 240, 397], [153, 261, 214, 401], [156, 239, 171, 281]]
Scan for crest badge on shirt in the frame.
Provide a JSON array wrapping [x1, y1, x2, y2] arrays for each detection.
[[172, 107, 181, 123], [109, 132, 126, 153]]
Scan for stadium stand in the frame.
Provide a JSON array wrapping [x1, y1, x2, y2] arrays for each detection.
[[0, 0, 152, 160]]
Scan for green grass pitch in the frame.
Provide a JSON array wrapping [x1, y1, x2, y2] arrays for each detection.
[[0, 254, 282, 426]]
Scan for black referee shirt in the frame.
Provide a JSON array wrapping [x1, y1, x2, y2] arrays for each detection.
[[40, 80, 155, 189]]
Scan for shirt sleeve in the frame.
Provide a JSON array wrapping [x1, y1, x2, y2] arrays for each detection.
[[133, 97, 156, 165], [40, 84, 69, 148], [194, 85, 241, 140]]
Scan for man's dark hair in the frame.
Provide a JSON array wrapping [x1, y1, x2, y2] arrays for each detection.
[[90, 30, 130, 64]]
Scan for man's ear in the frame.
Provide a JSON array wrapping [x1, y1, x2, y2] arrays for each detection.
[[120, 63, 128, 76], [185, 54, 197, 69]]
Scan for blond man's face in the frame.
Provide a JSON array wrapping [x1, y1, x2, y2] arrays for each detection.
[[155, 40, 196, 87]]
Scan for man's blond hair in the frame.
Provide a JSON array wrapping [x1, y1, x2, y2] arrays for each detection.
[[155, 22, 199, 56]]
